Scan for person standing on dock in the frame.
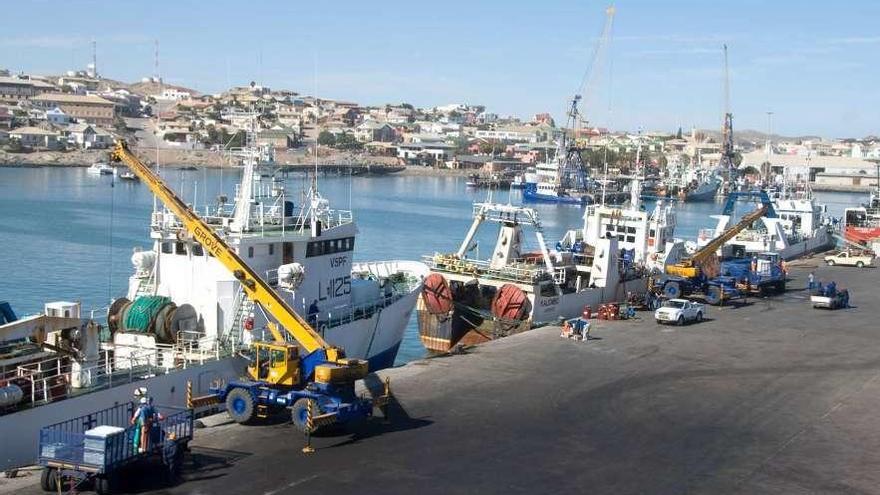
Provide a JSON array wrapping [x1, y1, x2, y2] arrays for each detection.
[[808, 271, 815, 291]]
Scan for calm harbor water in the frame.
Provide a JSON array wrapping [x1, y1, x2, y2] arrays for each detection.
[[0, 167, 867, 364]]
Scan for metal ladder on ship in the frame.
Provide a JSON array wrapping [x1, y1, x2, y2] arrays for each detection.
[[134, 278, 155, 298], [223, 287, 255, 350]]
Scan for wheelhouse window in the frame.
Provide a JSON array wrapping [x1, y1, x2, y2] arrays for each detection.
[[306, 237, 355, 257]]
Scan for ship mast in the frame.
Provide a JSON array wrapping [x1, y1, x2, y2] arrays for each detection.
[[719, 44, 736, 183]]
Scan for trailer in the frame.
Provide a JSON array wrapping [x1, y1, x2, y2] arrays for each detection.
[[721, 253, 786, 297], [38, 402, 193, 494], [810, 282, 849, 310]]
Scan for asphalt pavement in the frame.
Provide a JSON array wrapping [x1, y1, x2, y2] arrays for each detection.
[[10, 261, 880, 495]]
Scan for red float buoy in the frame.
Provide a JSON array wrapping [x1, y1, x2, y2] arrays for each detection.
[[491, 284, 532, 321], [422, 273, 454, 315]]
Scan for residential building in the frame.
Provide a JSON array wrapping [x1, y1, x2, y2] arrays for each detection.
[[56, 76, 99, 93], [448, 154, 492, 170], [355, 121, 397, 143], [0, 76, 56, 103], [159, 88, 195, 101], [31, 93, 116, 126], [396, 142, 456, 164], [532, 113, 555, 126], [474, 125, 550, 143], [65, 123, 113, 149], [256, 127, 298, 149], [0, 107, 13, 129], [9, 126, 61, 149], [45, 107, 70, 125]]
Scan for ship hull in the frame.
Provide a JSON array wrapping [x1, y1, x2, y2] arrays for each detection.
[[845, 225, 880, 246], [0, 356, 243, 471], [418, 276, 646, 352], [523, 187, 591, 205], [684, 182, 720, 202]]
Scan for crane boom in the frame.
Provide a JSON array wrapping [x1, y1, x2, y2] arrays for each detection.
[[667, 204, 768, 278], [110, 140, 339, 359]]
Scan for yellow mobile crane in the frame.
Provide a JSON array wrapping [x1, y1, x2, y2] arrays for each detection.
[[110, 140, 373, 432], [654, 203, 770, 304]]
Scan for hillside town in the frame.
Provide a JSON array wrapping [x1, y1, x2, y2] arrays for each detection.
[[1, 64, 878, 189]]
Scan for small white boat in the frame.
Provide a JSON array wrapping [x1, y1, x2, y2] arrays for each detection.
[[119, 171, 138, 181], [87, 162, 114, 175]]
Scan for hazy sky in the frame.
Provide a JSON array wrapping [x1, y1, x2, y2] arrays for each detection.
[[2, 0, 878, 138]]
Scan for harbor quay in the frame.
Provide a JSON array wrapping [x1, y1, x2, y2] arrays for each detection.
[[6, 261, 877, 495]]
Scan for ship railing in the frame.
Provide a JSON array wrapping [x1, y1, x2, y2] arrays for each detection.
[[423, 255, 550, 285], [317, 291, 408, 334], [315, 208, 353, 229], [0, 339, 226, 416]]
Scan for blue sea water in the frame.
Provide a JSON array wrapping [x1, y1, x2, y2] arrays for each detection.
[[0, 167, 867, 364]]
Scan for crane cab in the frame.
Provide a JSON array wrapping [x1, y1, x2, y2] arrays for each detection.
[[247, 341, 301, 388]]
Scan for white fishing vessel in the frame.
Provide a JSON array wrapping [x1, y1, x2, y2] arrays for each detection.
[[560, 178, 681, 272], [86, 162, 114, 175], [125, 139, 427, 371], [696, 187, 834, 260], [0, 139, 427, 471], [416, 191, 666, 352]]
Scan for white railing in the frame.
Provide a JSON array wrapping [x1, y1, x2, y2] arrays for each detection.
[[0, 338, 225, 416]]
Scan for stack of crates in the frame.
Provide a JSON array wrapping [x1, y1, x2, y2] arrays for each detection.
[[83, 425, 125, 466]]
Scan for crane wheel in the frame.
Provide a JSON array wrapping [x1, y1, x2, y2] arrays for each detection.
[[663, 282, 681, 299], [291, 398, 319, 434], [225, 388, 255, 424], [706, 287, 721, 305]]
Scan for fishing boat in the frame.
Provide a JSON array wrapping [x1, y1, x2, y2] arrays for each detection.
[[843, 187, 880, 252], [0, 134, 427, 472], [696, 188, 834, 260], [124, 135, 428, 371], [416, 190, 674, 352], [86, 162, 114, 175], [678, 171, 721, 202], [522, 99, 594, 206]]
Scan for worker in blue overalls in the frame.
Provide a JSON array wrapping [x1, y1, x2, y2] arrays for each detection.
[[131, 394, 164, 453]]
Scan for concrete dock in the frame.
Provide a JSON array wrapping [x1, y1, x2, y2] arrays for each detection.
[[7, 262, 880, 494]]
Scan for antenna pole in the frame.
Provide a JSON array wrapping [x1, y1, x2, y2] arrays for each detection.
[[91, 39, 97, 78]]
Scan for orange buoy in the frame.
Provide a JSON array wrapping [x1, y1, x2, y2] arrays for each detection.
[[422, 273, 454, 315], [491, 284, 532, 321]]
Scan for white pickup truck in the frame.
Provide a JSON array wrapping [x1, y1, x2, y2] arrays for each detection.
[[655, 299, 706, 325], [824, 251, 873, 268]]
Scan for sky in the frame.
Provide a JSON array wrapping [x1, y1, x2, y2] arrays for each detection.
[[2, 0, 878, 138]]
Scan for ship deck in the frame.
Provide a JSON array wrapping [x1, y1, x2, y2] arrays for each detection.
[[8, 259, 880, 495]]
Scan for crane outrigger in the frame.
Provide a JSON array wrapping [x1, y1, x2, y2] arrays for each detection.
[[110, 140, 377, 432]]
